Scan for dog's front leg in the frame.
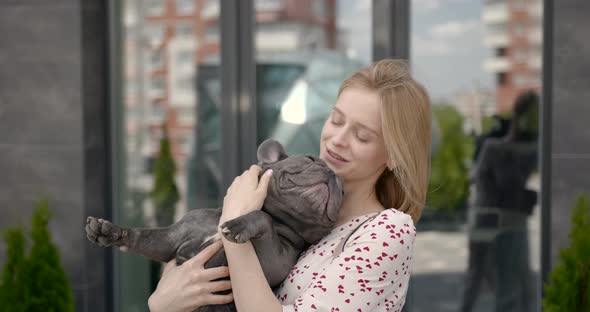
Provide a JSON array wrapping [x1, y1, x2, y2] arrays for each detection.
[[218, 210, 274, 243], [219, 211, 303, 287], [85, 217, 180, 263]]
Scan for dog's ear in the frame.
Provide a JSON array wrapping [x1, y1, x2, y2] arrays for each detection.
[[257, 139, 288, 164]]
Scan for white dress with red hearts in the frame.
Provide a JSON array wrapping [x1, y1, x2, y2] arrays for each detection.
[[275, 208, 416, 312]]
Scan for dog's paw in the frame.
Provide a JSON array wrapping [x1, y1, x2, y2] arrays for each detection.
[[219, 218, 257, 244], [85, 217, 127, 248]]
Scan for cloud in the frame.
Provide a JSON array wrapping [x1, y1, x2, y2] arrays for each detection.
[[413, 0, 442, 11], [413, 0, 468, 12], [413, 18, 482, 56], [429, 19, 479, 38], [337, 0, 372, 62], [354, 0, 371, 12], [412, 35, 453, 56]]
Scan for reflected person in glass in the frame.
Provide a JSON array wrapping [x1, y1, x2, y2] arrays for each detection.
[[461, 114, 511, 312], [148, 59, 432, 312], [464, 91, 539, 312]]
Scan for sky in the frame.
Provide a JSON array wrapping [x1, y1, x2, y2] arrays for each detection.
[[337, 0, 495, 102]]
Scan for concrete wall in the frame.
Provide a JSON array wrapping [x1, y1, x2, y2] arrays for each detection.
[[0, 1, 111, 311], [548, 1, 590, 265]]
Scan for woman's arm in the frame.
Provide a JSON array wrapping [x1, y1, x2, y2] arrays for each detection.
[[148, 240, 233, 312], [218, 165, 282, 312], [221, 236, 282, 312]]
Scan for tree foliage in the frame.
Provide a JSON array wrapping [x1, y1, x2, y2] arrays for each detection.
[[427, 105, 473, 212], [543, 195, 590, 312], [0, 198, 75, 311], [150, 126, 180, 226], [0, 226, 27, 312]]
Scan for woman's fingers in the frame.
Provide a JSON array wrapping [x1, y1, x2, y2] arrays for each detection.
[[257, 169, 273, 193], [200, 266, 231, 281], [185, 240, 223, 268], [238, 165, 260, 185], [201, 293, 234, 305], [205, 279, 232, 293], [249, 164, 262, 173]]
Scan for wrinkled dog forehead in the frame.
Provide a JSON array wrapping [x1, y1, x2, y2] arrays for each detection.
[[273, 155, 315, 170]]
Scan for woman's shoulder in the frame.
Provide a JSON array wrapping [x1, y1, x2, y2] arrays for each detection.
[[345, 208, 416, 250], [370, 208, 415, 230]]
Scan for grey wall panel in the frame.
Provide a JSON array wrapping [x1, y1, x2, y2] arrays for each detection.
[[548, 1, 590, 268], [0, 5, 81, 63], [551, 3, 590, 155], [0, 1, 111, 311]]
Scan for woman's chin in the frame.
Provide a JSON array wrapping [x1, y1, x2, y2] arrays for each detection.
[[322, 159, 338, 173]]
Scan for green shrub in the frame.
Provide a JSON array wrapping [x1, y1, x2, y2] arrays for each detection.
[[0, 198, 75, 311], [149, 126, 181, 290], [0, 226, 28, 312], [150, 126, 180, 227], [427, 105, 473, 212], [543, 195, 590, 312]]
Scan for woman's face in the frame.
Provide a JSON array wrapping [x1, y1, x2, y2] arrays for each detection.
[[319, 87, 390, 183]]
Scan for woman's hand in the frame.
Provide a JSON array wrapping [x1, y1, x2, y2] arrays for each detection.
[[219, 165, 273, 225], [148, 240, 233, 312]]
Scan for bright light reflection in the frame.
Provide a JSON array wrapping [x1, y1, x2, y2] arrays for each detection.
[[280, 79, 307, 125]]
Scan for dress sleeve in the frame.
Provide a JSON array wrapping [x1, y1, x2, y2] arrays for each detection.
[[282, 211, 416, 312]]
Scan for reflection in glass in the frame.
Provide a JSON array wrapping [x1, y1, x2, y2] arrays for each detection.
[[119, 0, 220, 310], [254, 0, 372, 155], [410, 0, 542, 311], [185, 0, 373, 214]]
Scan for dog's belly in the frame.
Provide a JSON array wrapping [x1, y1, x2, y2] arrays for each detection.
[[173, 208, 224, 266]]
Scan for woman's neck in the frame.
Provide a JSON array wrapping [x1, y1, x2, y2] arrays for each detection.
[[335, 178, 385, 227]]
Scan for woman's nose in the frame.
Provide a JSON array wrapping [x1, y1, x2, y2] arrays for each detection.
[[332, 128, 349, 147]]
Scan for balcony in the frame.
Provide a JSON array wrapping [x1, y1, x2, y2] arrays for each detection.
[[483, 56, 510, 72], [482, 2, 509, 24], [528, 2, 543, 19], [483, 32, 509, 47], [256, 29, 299, 51], [528, 54, 542, 70], [528, 28, 543, 45]]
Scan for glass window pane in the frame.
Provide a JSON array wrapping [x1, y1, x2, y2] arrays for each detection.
[[175, 23, 193, 38], [409, 0, 543, 311], [146, 0, 164, 16], [176, 0, 194, 15], [254, 0, 372, 156], [118, 0, 221, 310]]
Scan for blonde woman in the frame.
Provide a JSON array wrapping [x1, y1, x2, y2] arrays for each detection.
[[149, 59, 432, 312]]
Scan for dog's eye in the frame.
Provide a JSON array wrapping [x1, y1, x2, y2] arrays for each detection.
[[305, 156, 315, 162]]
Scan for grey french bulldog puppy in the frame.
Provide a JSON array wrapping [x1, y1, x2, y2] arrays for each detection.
[[85, 139, 344, 312]]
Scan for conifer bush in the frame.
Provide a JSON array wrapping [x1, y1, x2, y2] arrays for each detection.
[[0, 226, 28, 312], [149, 126, 180, 290], [150, 126, 180, 227], [427, 105, 473, 212], [0, 198, 75, 311], [543, 195, 590, 312]]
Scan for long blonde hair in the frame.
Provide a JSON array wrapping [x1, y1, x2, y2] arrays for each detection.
[[338, 59, 431, 224]]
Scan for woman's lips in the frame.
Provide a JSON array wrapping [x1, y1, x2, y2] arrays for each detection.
[[326, 147, 349, 164]]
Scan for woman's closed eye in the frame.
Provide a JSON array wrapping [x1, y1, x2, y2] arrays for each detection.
[[356, 131, 371, 143]]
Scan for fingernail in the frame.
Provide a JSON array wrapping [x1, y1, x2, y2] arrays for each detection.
[[265, 169, 273, 176]]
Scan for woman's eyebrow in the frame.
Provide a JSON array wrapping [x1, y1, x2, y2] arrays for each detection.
[[333, 107, 380, 136]]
